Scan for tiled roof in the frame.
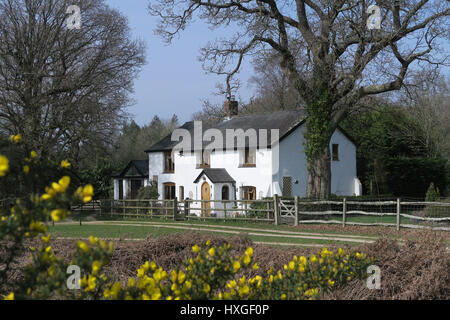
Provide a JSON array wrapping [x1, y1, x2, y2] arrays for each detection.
[[193, 168, 236, 184], [112, 160, 149, 178], [145, 109, 307, 152]]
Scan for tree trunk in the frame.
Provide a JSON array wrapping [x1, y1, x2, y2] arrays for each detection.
[[306, 144, 331, 199]]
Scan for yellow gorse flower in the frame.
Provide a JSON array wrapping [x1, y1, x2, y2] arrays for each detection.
[[9, 133, 21, 143], [92, 261, 102, 275], [77, 241, 90, 253], [60, 160, 71, 168], [0, 155, 9, 177], [4, 292, 14, 300], [243, 254, 251, 265], [51, 209, 70, 222], [76, 184, 94, 203], [42, 176, 71, 201], [85, 275, 96, 292], [41, 234, 51, 243], [89, 236, 99, 245]]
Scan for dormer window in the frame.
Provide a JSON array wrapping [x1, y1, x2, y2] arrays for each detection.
[[240, 147, 256, 167], [197, 150, 210, 168], [164, 151, 174, 173]]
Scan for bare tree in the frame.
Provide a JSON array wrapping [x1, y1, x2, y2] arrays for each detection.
[[192, 100, 227, 120], [402, 73, 450, 158], [247, 49, 304, 112], [0, 0, 146, 165], [148, 0, 449, 198]]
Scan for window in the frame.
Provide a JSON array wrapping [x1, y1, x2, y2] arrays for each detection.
[[118, 179, 123, 200], [164, 151, 174, 173], [163, 182, 176, 200], [242, 147, 256, 167], [197, 150, 210, 168], [179, 186, 184, 201], [242, 186, 256, 201], [282, 176, 292, 197], [222, 185, 230, 200], [332, 144, 339, 161]]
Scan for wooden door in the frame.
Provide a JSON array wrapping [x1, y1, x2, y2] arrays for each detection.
[[201, 182, 211, 217]]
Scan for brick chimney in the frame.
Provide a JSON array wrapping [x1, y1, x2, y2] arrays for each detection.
[[224, 95, 238, 118]]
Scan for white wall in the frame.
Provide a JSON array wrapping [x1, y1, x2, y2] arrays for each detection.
[[148, 148, 273, 202], [276, 125, 357, 197], [330, 129, 358, 196], [114, 179, 119, 200]]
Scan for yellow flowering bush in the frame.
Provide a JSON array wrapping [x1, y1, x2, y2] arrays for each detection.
[[100, 242, 373, 300], [0, 137, 99, 299]]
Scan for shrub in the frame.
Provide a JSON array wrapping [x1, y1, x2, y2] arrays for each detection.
[[425, 182, 440, 202], [137, 182, 159, 200], [248, 199, 272, 219], [423, 182, 450, 218], [102, 242, 374, 300]]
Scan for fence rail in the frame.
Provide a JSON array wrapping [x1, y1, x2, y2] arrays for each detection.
[[73, 196, 450, 231]]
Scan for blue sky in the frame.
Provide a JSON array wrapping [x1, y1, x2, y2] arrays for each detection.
[[106, 0, 254, 126]]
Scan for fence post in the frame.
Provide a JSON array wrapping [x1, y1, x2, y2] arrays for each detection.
[[184, 199, 189, 220], [273, 194, 279, 226], [396, 198, 401, 231], [294, 196, 299, 226], [110, 199, 113, 217], [342, 198, 347, 227], [223, 201, 227, 221], [173, 197, 178, 221]]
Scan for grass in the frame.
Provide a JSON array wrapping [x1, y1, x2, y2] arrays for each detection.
[[94, 214, 417, 237], [95, 214, 377, 236], [48, 223, 363, 247]]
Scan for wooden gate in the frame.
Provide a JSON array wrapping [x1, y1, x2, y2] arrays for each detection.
[[279, 198, 296, 224]]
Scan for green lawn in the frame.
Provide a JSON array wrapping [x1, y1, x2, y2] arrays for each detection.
[[49, 224, 181, 239], [95, 215, 379, 236], [94, 214, 412, 237], [48, 223, 364, 247]]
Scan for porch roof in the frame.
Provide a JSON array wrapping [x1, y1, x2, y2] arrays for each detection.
[[193, 168, 236, 184], [111, 160, 149, 179]]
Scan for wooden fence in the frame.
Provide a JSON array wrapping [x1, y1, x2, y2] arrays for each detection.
[[87, 196, 450, 231]]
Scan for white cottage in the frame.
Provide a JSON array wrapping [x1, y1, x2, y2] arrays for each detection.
[[113, 100, 362, 215]]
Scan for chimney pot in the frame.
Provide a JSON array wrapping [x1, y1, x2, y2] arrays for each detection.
[[224, 96, 238, 118]]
